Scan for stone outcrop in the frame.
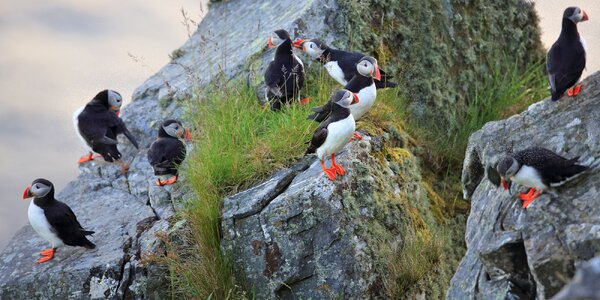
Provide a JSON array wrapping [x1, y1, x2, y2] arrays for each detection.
[[221, 131, 446, 299], [448, 72, 600, 299]]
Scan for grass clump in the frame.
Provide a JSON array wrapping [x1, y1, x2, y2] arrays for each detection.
[[169, 69, 339, 298]]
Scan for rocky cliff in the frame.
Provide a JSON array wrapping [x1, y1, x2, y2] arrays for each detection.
[[0, 0, 546, 298], [448, 72, 600, 299]]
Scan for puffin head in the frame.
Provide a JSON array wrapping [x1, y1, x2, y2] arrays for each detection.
[[496, 155, 519, 190], [565, 7, 589, 23], [92, 90, 123, 115], [356, 56, 381, 80], [268, 29, 291, 49], [293, 38, 327, 59], [23, 178, 54, 200], [160, 119, 192, 141], [332, 89, 359, 109]]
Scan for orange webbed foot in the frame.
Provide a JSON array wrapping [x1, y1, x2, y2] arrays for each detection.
[[299, 97, 311, 105], [567, 83, 583, 97], [156, 176, 178, 186], [353, 132, 363, 140], [519, 188, 541, 209], [333, 164, 346, 176], [78, 153, 94, 164], [37, 248, 55, 263], [40, 249, 54, 256], [321, 160, 337, 180]]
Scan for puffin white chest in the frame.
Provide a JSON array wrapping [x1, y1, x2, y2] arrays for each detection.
[[324, 61, 347, 86], [72, 105, 93, 152], [316, 116, 355, 160], [28, 201, 63, 247], [513, 165, 548, 191], [350, 83, 377, 120]]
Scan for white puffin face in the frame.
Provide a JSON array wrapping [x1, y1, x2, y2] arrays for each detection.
[[107, 90, 122, 112], [335, 90, 359, 108], [568, 7, 589, 23], [29, 182, 51, 198], [303, 41, 325, 59], [163, 122, 185, 139], [357, 59, 375, 77]]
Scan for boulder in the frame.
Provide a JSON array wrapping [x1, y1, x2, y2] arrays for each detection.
[[221, 130, 446, 299], [448, 72, 600, 299]]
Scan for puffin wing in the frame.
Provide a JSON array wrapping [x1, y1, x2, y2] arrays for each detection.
[[106, 113, 139, 149], [516, 147, 587, 184], [265, 62, 284, 97], [148, 139, 186, 170], [45, 201, 95, 248], [306, 121, 330, 154]]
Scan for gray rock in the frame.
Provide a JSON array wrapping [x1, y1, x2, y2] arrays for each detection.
[[553, 256, 600, 300], [448, 72, 600, 299], [221, 135, 436, 299]]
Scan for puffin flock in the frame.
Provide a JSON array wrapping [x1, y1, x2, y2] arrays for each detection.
[[21, 7, 591, 264]]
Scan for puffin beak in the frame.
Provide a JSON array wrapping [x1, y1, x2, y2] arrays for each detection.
[[184, 128, 192, 141], [351, 92, 359, 104], [23, 186, 32, 200], [500, 178, 511, 190], [267, 37, 275, 49], [293, 39, 305, 49], [373, 66, 382, 81], [582, 11, 589, 21], [115, 110, 121, 117]]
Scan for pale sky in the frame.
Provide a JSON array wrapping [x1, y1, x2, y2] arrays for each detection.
[[0, 1, 599, 250], [0, 0, 207, 249]]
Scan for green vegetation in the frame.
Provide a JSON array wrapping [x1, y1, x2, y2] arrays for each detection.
[[166, 69, 341, 299], [162, 53, 546, 298]]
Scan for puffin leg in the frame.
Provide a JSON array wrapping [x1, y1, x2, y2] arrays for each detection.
[[519, 188, 541, 209], [331, 154, 345, 176], [78, 152, 94, 164], [37, 248, 56, 263], [299, 97, 311, 105], [352, 132, 363, 140], [320, 160, 337, 181], [567, 83, 583, 97], [118, 161, 130, 174]]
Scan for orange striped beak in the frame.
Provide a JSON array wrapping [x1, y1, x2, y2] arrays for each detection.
[[23, 186, 32, 199], [267, 37, 275, 49]]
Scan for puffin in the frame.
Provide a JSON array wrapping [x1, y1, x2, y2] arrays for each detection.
[[73, 90, 138, 169], [23, 178, 96, 263], [147, 119, 192, 186], [308, 56, 380, 140], [293, 38, 396, 89], [306, 89, 359, 181], [496, 147, 588, 209], [547, 6, 589, 100], [264, 29, 307, 110]]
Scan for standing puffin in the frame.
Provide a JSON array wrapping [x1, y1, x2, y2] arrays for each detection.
[[147, 119, 191, 186], [23, 178, 96, 263], [293, 38, 396, 89], [547, 7, 589, 100], [264, 29, 307, 110], [496, 147, 588, 209], [73, 90, 138, 168], [306, 89, 359, 181], [308, 56, 380, 140]]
